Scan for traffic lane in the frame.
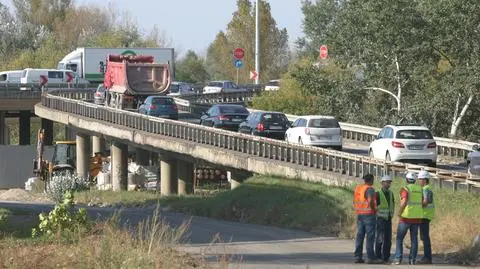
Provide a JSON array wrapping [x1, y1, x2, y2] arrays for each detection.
[[177, 113, 467, 172]]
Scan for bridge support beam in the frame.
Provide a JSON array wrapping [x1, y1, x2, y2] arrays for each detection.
[[177, 159, 193, 195], [0, 111, 5, 145], [111, 140, 128, 191], [65, 126, 75, 141], [76, 133, 91, 180], [160, 153, 177, 196], [91, 135, 106, 156], [19, 110, 30, 145], [41, 118, 53, 146], [136, 148, 150, 166], [228, 170, 250, 190]]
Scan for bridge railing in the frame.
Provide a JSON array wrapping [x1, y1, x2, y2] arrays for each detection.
[[12, 85, 474, 161], [40, 93, 475, 191]]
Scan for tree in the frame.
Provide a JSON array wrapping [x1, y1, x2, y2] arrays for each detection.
[[206, 0, 289, 83], [175, 50, 210, 84]]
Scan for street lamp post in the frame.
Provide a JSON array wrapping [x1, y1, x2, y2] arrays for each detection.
[[255, 0, 260, 85]]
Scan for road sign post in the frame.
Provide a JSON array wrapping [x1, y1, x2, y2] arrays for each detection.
[[234, 59, 243, 84], [233, 48, 245, 60], [320, 45, 328, 60]]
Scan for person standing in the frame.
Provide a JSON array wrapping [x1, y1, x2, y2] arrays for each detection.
[[353, 174, 382, 264], [393, 172, 423, 265], [417, 170, 434, 264], [375, 175, 394, 263]]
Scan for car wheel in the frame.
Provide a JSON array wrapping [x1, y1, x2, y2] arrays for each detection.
[[385, 152, 391, 162]]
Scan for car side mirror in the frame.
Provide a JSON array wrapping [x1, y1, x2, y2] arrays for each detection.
[[473, 144, 479, 151], [288, 121, 293, 127], [373, 135, 378, 140], [202, 111, 208, 116]]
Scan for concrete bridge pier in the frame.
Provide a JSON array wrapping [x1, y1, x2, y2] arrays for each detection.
[[76, 133, 91, 180], [65, 126, 76, 141], [19, 110, 30, 145], [91, 135, 106, 156], [111, 140, 128, 191], [177, 159, 194, 195], [0, 111, 5, 145], [41, 118, 53, 145], [228, 170, 251, 190], [160, 153, 177, 196]]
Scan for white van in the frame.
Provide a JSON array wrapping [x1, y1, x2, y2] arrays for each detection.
[[0, 70, 23, 84], [20, 68, 89, 90]]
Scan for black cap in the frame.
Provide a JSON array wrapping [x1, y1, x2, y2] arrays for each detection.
[[362, 173, 374, 182]]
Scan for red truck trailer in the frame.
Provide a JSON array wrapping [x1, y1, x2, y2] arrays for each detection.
[[103, 54, 171, 110]]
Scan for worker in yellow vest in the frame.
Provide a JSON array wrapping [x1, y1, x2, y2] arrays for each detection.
[[417, 170, 434, 264], [393, 172, 423, 265], [353, 174, 383, 264], [375, 175, 394, 263]]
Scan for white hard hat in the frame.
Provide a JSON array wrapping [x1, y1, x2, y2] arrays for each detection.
[[381, 175, 393, 182], [405, 171, 417, 182], [418, 170, 430, 179]]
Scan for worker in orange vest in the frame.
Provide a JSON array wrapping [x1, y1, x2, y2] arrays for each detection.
[[353, 174, 383, 264]]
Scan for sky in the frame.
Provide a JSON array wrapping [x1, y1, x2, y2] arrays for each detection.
[[4, 0, 304, 56], [71, 0, 305, 56]]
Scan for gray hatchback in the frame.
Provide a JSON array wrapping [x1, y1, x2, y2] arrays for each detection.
[[94, 84, 105, 105]]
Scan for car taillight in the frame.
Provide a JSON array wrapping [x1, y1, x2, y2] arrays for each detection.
[[427, 142, 437, 148], [149, 105, 156, 109], [305, 128, 311, 135], [217, 115, 229, 120], [391, 141, 405, 148], [95, 92, 101, 97], [257, 123, 264, 132]]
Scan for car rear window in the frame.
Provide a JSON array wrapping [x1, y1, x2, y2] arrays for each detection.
[[308, 118, 340, 128], [152, 98, 174, 105], [395, 130, 433, 139], [262, 113, 288, 123], [219, 106, 248, 114], [169, 84, 180, 93], [96, 85, 105, 92]]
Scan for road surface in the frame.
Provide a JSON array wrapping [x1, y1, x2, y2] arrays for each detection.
[[0, 201, 468, 269]]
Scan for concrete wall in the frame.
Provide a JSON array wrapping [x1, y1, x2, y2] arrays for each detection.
[[0, 145, 53, 189]]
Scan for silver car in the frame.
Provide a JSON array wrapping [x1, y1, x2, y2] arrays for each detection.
[[94, 84, 105, 105], [467, 144, 480, 178]]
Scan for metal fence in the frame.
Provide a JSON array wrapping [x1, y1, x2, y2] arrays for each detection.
[[40, 93, 478, 192]]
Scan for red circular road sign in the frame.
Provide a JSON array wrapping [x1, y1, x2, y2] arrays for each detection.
[[233, 48, 245, 60], [320, 45, 328, 59]]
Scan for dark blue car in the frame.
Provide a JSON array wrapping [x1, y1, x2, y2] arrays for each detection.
[[138, 96, 178, 120]]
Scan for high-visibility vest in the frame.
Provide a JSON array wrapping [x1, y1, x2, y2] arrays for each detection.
[[401, 184, 423, 219], [423, 185, 435, 221], [377, 189, 394, 219], [353, 184, 376, 215]]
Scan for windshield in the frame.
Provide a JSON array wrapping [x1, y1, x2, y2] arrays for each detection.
[[169, 84, 180, 93], [308, 118, 340, 128], [152, 98, 174, 105], [219, 106, 248, 114], [395, 130, 433, 139], [52, 144, 76, 166]]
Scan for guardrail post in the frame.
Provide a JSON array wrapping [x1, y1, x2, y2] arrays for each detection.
[[453, 180, 458, 192]]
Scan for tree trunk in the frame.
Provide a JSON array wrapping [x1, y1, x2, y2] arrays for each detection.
[[449, 94, 474, 138]]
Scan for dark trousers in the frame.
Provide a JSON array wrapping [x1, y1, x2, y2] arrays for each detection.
[[354, 214, 376, 260], [375, 217, 392, 261], [420, 219, 432, 261], [394, 222, 419, 262]]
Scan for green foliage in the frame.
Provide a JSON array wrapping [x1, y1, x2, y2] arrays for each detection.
[[32, 190, 90, 238], [175, 50, 210, 84], [206, 0, 290, 83]]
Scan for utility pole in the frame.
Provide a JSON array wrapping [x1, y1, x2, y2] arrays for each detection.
[[255, 0, 260, 85]]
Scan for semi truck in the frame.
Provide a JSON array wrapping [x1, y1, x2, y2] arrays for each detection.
[[57, 47, 175, 84], [103, 54, 171, 110]]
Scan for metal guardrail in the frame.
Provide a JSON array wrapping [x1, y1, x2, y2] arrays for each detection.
[[39, 93, 477, 192]]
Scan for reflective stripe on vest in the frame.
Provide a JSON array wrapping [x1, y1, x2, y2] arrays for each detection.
[[401, 184, 423, 219], [377, 190, 394, 219], [423, 185, 435, 220], [353, 184, 375, 215]]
